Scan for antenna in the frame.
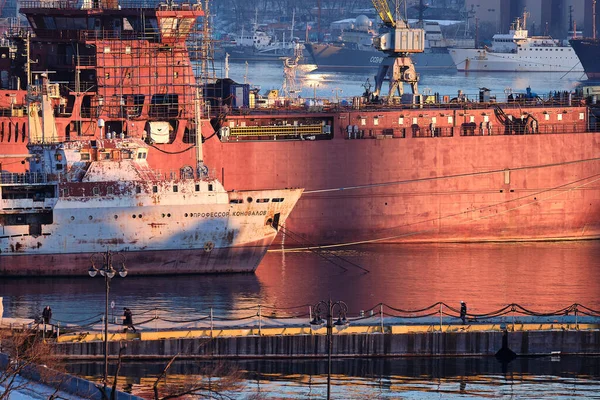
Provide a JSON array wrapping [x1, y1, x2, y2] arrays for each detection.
[[594, 0, 597, 40]]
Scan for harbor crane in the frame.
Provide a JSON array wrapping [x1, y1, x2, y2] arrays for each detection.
[[371, 0, 425, 102]]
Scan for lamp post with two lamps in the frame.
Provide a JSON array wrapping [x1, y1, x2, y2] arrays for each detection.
[[310, 83, 320, 102], [88, 249, 127, 390], [310, 299, 349, 400]]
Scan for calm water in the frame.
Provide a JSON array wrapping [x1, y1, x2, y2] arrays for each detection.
[[210, 60, 589, 101], [67, 357, 600, 399], [2, 242, 599, 322]]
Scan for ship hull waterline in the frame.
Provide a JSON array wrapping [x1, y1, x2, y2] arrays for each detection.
[[0, 241, 273, 276]]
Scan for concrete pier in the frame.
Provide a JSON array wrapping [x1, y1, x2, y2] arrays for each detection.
[[51, 315, 600, 361]]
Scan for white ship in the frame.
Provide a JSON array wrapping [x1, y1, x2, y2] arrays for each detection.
[[449, 13, 583, 73], [0, 77, 303, 276]]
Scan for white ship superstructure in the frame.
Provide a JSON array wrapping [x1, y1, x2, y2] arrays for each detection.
[[449, 13, 583, 72]]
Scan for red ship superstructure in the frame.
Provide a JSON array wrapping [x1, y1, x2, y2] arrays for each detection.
[[0, 0, 201, 173]]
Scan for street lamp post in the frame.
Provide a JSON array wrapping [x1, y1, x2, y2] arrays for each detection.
[[310, 299, 349, 400], [311, 83, 320, 102], [88, 249, 127, 390]]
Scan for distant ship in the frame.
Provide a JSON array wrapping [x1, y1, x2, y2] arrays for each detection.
[[305, 15, 471, 71], [0, 76, 303, 276], [217, 10, 303, 62], [569, 38, 600, 79], [450, 12, 583, 72]]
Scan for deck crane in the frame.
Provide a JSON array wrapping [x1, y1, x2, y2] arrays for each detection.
[[371, 0, 425, 102]]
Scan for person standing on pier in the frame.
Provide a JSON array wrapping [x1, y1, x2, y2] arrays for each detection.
[[460, 301, 467, 324], [42, 306, 52, 324], [123, 307, 136, 333]]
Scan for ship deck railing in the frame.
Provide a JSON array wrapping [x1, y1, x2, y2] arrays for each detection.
[[218, 95, 586, 117], [20, 1, 201, 11], [348, 122, 593, 140]]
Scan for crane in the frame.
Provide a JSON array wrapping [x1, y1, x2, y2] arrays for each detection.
[[370, 0, 425, 102]]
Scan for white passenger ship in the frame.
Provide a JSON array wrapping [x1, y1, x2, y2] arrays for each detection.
[[449, 13, 583, 72]]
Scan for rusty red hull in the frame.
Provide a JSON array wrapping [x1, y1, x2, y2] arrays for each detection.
[[202, 106, 600, 246]]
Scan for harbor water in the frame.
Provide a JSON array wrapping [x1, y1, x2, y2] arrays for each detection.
[[2, 241, 600, 398], [210, 60, 589, 101]]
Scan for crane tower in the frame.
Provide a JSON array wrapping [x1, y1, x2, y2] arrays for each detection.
[[371, 0, 425, 102]]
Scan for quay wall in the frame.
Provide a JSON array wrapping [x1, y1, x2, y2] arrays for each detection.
[[53, 330, 600, 360]]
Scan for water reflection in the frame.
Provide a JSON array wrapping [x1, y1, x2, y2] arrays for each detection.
[[67, 356, 600, 399], [2, 242, 599, 323]]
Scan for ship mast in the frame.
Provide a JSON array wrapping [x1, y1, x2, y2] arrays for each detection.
[[594, 0, 597, 40], [195, 87, 205, 178]]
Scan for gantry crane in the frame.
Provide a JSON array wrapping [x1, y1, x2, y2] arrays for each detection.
[[371, 0, 425, 102]]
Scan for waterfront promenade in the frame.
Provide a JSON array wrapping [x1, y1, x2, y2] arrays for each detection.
[[39, 303, 600, 360]]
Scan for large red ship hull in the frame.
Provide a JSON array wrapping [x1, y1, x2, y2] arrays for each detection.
[[203, 106, 600, 246]]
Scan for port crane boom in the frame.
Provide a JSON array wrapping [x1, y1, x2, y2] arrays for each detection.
[[372, 0, 396, 27], [371, 0, 425, 102]]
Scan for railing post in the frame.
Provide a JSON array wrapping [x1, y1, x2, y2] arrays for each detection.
[[575, 306, 578, 330], [380, 304, 384, 333], [440, 304, 443, 333], [210, 308, 213, 337], [258, 304, 262, 336]]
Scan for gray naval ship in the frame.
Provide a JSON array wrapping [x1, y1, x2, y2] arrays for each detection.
[[305, 15, 473, 72]]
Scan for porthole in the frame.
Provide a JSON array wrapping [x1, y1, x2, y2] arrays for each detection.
[[184, 213, 188, 217], [167, 213, 171, 217], [70, 216, 75, 220], [132, 214, 136, 218], [247, 197, 253, 203], [88, 216, 93, 220], [114, 215, 118, 219], [204, 241, 214, 252], [138, 214, 142, 218]]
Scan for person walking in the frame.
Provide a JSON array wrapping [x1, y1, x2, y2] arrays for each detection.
[[42, 306, 52, 324], [460, 301, 467, 324], [123, 307, 136, 333]]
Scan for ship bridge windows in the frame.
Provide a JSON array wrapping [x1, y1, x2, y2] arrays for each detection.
[[54, 17, 87, 30], [41, 17, 57, 30]]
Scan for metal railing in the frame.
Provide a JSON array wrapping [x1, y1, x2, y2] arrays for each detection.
[[19, 1, 202, 11]]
